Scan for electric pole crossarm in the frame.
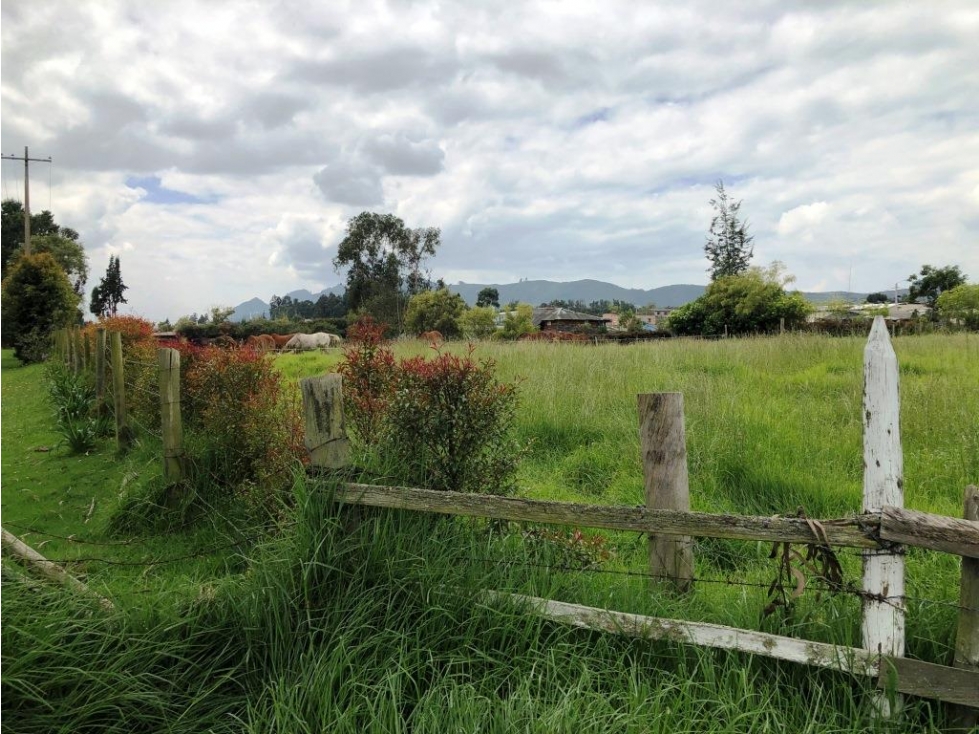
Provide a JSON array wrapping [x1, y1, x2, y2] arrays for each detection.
[[1, 146, 52, 255]]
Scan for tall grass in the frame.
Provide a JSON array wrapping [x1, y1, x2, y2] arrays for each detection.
[[4, 334, 973, 732], [2, 474, 950, 733]]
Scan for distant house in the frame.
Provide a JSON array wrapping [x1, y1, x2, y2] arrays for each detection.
[[603, 308, 675, 332], [807, 303, 932, 328], [532, 307, 609, 332]]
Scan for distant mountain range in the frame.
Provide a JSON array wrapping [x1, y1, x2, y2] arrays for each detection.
[[230, 279, 898, 322]]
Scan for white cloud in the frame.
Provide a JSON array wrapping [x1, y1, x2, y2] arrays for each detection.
[[777, 202, 831, 240], [2, 0, 977, 320]]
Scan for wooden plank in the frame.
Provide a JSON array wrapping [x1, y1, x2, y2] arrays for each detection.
[[949, 485, 979, 730], [878, 656, 979, 709], [480, 590, 879, 677], [475, 590, 979, 708], [331, 482, 881, 548], [639, 393, 693, 593], [1, 528, 113, 610], [862, 315, 906, 718], [879, 505, 979, 560]]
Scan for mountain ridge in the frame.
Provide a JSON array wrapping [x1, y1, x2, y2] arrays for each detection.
[[230, 279, 893, 321]]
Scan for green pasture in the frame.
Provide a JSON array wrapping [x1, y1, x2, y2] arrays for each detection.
[[271, 332, 977, 651], [2, 333, 977, 732]]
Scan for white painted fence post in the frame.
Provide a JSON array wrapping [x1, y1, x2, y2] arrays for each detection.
[[862, 316, 906, 719]]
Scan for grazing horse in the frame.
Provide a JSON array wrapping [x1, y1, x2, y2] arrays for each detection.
[[419, 330, 443, 345], [268, 334, 294, 351], [245, 334, 276, 353], [283, 332, 337, 352]]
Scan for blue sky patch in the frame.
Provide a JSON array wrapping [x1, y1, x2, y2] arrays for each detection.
[[126, 175, 215, 205]]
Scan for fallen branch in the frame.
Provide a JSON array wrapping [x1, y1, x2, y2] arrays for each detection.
[[1, 527, 114, 610]]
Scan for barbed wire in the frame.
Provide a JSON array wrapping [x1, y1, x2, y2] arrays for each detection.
[[450, 553, 978, 614]]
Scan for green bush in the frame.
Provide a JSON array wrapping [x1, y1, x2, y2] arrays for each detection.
[[1, 252, 77, 362], [404, 288, 467, 337], [668, 263, 812, 337]]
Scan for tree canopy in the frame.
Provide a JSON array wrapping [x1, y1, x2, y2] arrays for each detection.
[[1, 252, 78, 362], [476, 287, 500, 308], [936, 283, 979, 330], [460, 306, 498, 339], [667, 262, 810, 337], [90, 255, 128, 318], [500, 303, 535, 340], [333, 212, 440, 331], [906, 264, 967, 307], [2, 199, 81, 278], [704, 180, 753, 281], [404, 288, 467, 338]]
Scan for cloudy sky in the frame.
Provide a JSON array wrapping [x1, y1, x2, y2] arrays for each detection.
[[2, 1, 977, 321]]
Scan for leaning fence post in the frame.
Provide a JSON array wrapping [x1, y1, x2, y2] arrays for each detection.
[[110, 331, 132, 451], [862, 316, 906, 719], [300, 373, 352, 470], [638, 392, 694, 594], [158, 348, 186, 483], [95, 329, 107, 416], [949, 485, 979, 731]]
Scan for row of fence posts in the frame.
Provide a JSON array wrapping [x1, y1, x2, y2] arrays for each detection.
[[54, 328, 185, 482]]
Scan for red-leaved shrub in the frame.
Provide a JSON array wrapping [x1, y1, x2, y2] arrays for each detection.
[[85, 316, 159, 431], [181, 345, 306, 509], [336, 316, 397, 445], [338, 315, 521, 495]]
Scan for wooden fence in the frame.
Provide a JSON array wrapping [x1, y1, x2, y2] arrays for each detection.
[[54, 328, 185, 478], [298, 316, 978, 726], [51, 320, 978, 724]]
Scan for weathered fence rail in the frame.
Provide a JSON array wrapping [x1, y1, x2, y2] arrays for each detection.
[[300, 316, 979, 723]]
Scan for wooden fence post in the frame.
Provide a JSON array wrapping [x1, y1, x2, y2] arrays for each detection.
[[300, 374, 351, 470], [949, 485, 979, 731], [110, 331, 132, 451], [638, 392, 694, 594], [862, 316, 906, 719], [71, 326, 82, 373], [83, 331, 91, 373], [158, 348, 186, 483], [52, 328, 66, 364], [95, 329, 107, 416]]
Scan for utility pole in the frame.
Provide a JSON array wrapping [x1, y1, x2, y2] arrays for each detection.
[[1, 146, 52, 255]]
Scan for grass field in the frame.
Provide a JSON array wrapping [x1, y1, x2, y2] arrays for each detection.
[[2, 332, 977, 732]]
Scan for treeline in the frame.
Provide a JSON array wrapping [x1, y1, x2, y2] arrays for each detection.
[[269, 293, 347, 320], [173, 316, 348, 341]]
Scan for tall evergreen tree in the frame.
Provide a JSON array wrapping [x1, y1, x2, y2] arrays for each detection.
[[704, 180, 754, 281], [90, 255, 128, 318]]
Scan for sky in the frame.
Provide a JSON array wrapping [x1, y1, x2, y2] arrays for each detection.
[[2, 1, 978, 322]]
